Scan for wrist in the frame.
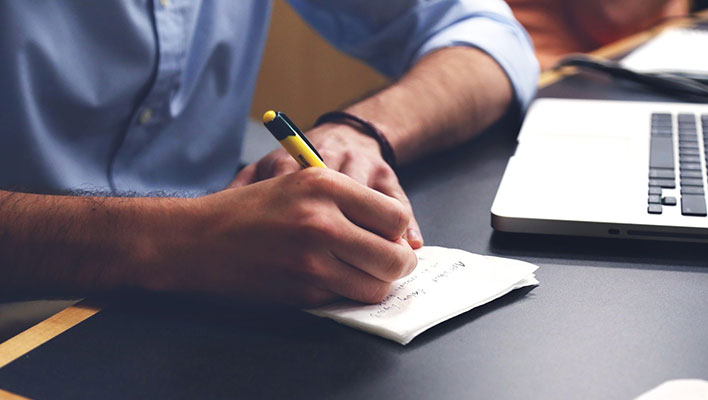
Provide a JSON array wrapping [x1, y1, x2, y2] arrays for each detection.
[[314, 111, 398, 170], [120, 196, 202, 294]]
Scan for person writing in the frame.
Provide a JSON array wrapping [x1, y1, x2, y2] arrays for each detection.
[[0, 1, 538, 306]]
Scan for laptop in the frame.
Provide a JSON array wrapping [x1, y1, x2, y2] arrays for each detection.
[[491, 98, 708, 242]]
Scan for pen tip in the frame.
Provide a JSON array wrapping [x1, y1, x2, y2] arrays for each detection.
[[263, 110, 276, 123]]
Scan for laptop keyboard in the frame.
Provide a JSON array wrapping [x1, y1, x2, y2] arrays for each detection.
[[648, 112, 708, 216]]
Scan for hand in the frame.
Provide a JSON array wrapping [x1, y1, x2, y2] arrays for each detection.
[[231, 122, 424, 249], [157, 168, 418, 307]]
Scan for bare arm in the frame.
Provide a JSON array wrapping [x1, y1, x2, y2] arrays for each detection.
[[342, 46, 513, 164], [0, 190, 170, 296], [0, 169, 416, 306]]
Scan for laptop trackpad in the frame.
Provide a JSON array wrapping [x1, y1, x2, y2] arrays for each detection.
[[503, 135, 642, 220]]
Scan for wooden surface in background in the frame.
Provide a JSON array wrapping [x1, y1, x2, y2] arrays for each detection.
[[250, 0, 389, 129]]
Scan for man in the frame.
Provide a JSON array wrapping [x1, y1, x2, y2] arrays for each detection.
[[0, 1, 538, 306]]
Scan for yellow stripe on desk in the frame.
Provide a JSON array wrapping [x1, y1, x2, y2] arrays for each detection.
[[0, 387, 31, 400], [0, 301, 101, 369]]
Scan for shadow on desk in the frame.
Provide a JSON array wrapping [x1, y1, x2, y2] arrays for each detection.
[[0, 288, 535, 399], [490, 231, 708, 271]]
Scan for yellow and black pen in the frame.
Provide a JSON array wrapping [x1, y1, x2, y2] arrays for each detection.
[[262, 110, 327, 169]]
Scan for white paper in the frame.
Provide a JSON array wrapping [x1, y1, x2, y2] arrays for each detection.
[[635, 379, 708, 400], [621, 27, 708, 76], [307, 246, 538, 345]]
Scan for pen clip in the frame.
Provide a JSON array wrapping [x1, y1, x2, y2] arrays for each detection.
[[279, 113, 324, 162]]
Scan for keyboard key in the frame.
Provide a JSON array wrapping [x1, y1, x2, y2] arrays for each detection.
[[679, 143, 699, 151], [678, 113, 695, 122], [649, 178, 676, 188], [681, 178, 704, 187], [662, 196, 677, 206], [651, 129, 672, 137], [678, 138, 698, 146], [648, 187, 662, 196], [680, 162, 702, 171], [648, 204, 663, 214], [679, 128, 696, 132], [678, 132, 697, 140], [679, 148, 700, 157], [680, 170, 703, 179], [649, 137, 674, 169], [649, 169, 675, 179], [681, 195, 707, 216], [652, 125, 673, 132], [680, 155, 701, 164], [648, 195, 661, 204], [681, 186, 705, 195]]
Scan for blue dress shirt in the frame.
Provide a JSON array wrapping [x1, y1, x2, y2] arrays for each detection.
[[0, 0, 538, 195]]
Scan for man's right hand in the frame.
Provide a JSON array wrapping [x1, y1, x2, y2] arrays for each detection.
[[154, 168, 418, 307]]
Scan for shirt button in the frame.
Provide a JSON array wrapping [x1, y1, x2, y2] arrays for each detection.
[[159, 0, 170, 7], [139, 108, 153, 125]]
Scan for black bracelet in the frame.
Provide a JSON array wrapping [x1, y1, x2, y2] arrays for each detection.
[[314, 111, 397, 170]]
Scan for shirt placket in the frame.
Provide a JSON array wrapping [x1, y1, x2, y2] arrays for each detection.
[[109, 0, 188, 190]]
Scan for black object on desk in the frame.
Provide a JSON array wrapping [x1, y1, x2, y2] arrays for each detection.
[[2, 74, 708, 400]]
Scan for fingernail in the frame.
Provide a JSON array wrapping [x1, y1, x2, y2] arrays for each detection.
[[406, 228, 423, 247]]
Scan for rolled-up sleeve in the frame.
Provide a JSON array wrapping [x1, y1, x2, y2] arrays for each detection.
[[287, 0, 539, 111]]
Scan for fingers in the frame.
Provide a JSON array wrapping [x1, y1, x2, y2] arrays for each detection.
[[371, 168, 424, 249], [329, 224, 418, 283], [339, 156, 370, 186], [230, 163, 257, 188], [233, 149, 302, 188], [259, 155, 300, 180], [322, 173, 409, 241], [313, 254, 394, 304]]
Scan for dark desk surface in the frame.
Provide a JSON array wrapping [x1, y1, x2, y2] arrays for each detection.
[[2, 65, 708, 400]]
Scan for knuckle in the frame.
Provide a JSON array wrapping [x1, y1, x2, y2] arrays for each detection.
[[298, 167, 339, 194], [375, 164, 396, 180], [404, 249, 418, 276], [298, 211, 336, 243], [296, 252, 323, 280], [390, 202, 410, 233], [379, 252, 409, 282], [317, 148, 339, 164], [361, 281, 391, 304], [273, 157, 297, 175]]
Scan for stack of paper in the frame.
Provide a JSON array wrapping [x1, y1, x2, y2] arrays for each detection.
[[308, 246, 538, 345]]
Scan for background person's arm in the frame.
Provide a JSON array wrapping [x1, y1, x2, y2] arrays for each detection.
[[567, 0, 689, 46]]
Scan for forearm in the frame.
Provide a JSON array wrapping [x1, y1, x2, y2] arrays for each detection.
[[343, 47, 513, 165], [0, 190, 185, 297]]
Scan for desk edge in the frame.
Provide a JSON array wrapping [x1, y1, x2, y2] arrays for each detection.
[[0, 301, 101, 369]]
